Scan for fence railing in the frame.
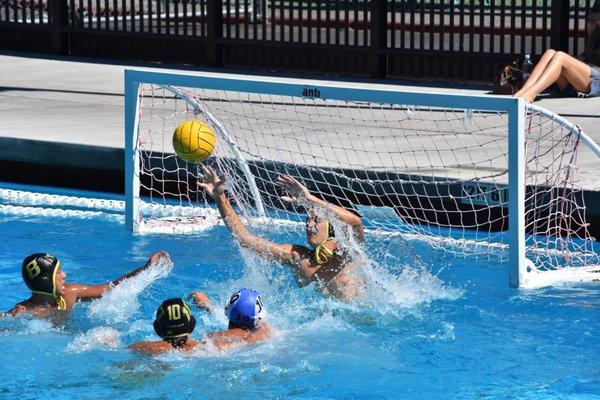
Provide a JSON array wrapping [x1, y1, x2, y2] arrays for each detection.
[[0, 0, 596, 80]]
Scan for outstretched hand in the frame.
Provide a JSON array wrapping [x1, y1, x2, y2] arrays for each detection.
[[276, 175, 311, 205], [147, 251, 171, 267], [198, 165, 227, 199]]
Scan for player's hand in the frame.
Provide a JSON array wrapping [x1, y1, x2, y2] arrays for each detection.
[[147, 251, 171, 267], [276, 175, 311, 204], [188, 291, 212, 312], [198, 166, 227, 199]]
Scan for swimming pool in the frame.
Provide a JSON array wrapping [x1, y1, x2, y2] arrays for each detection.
[[0, 183, 598, 399]]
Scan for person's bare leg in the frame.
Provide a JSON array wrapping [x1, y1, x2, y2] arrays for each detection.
[[519, 52, 592, 102], [556, 75, 568, 91], [514, 49, 556, 97]]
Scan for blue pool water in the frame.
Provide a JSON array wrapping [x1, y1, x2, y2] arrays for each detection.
[[0, 184, 599, 399]]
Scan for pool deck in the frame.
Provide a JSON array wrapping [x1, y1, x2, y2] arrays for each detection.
[[1, 50, 599, 193]]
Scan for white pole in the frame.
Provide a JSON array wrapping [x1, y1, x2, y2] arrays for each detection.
[[508, 98, 526, 287], [124, 72, 141, 232]]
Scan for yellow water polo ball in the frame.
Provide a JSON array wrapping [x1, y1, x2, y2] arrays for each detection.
[[172, 120, 216, 163]]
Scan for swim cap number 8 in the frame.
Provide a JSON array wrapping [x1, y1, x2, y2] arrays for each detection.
[[21, 253, 60, 297]]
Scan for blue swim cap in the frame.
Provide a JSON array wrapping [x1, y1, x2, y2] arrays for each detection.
[[224, 288, 265, 329]]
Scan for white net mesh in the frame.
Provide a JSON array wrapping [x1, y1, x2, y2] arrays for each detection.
[[134, 83, 599, 272]]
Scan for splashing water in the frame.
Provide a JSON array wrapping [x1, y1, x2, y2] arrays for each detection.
[[359, 252, 464, 313], [0, 316, 58, 335], [334, 217, 462, 311], [346, 231, 463, 313], [1, 192, 598, 399], [66, 326, 122, 352], [261, 218, 462, 313], [204, 218, 463, 337], [191, 247, 283, 330], [87, 256, 173, 324]]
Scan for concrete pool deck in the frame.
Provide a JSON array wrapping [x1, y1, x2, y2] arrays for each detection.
[[1, 50, 599, 194]]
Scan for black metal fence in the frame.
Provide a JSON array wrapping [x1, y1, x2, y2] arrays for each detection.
[[0, 0, 596, 80]]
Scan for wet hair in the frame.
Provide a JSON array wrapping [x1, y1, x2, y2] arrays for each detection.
[[328, 221, 335, 238], [153, 298, 196, 347], [587, 12, 600, 23], [166, 336, 188, 348]]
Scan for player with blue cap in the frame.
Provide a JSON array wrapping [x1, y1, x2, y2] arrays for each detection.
[[130, 288, 271, 356], [195, 287, 270, 350], [224, 288, 265, 329]]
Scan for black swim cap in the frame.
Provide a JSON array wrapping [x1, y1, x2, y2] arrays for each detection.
[[153, 298, 196, 341], [21, 253, 60, 297]]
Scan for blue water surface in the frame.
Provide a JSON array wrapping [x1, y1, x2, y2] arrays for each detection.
[[0, 184, 598, 400]]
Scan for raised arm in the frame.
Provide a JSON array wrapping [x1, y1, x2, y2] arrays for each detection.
[[198, 166, 303, 265], [277, 175, 364, 242], [68, 251, 171, 301]]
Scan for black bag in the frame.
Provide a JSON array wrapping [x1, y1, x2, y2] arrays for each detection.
[[492, 61, 524, 95]]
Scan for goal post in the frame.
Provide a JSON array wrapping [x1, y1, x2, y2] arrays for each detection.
[[507, 98, 526, 288], [124, 76, 141, 233], [124, 68, 600, 289]]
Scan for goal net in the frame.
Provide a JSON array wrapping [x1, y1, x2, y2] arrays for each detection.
[[126, 70, 600, 288]]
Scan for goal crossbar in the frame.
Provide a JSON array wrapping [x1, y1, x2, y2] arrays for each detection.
[[124, 68, 600, 289]]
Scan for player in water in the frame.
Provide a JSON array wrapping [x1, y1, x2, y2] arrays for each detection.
[[5, 251, 170, 319], [129, 289, 271, 355], [198, 166, 365, 301]]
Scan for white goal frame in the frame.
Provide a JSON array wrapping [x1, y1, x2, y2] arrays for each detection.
[[124, 68, 599, 289]]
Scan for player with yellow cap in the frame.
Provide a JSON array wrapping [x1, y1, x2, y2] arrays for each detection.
[[198, 166, 365, 301]]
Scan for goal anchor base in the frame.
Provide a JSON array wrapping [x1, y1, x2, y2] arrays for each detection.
[[520, 263, 600, 289]]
